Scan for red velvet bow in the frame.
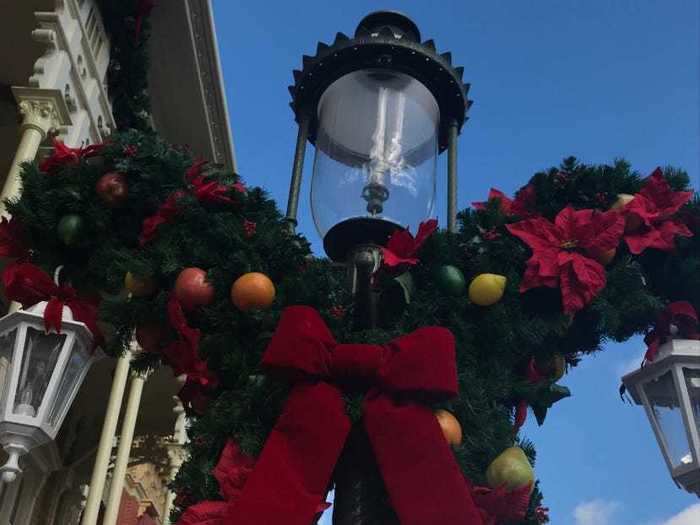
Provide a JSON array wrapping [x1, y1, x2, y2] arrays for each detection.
[[162, 294, 217, 413], [644, 301, 700, 363], [0, 218, 29, 259], [183, 306, 484, 525], [39, 139, 103, 174], [2, 262, 102, 348]]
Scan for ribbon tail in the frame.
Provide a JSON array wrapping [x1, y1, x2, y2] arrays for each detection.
[[230, 382, 350, 525], [364, 393, 484, 525], [44, 297, 64, 333]]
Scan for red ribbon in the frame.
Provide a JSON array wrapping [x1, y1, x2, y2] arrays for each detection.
[[39, 139, 103, 174], [139, 190, 185, 246], [2, 262, 102, 348], [161, 294, 217, 412], [644, 301, 700, 363], [183, 306, 483, 525]]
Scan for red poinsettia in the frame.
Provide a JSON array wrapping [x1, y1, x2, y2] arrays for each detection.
[[623, 168, 693, 254], [473, 185, 537, 218], [506, 207, 624, 314], [39, 139, 103, 174], [382, 219, 438, 268]]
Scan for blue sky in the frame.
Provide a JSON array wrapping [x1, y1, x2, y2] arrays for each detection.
[[211, 1, 700, 523]]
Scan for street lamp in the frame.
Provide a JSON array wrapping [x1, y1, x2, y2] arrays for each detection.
[[285, 11, 472, 262], [622, 339, 700, 496], [0, 300, 96, 483]]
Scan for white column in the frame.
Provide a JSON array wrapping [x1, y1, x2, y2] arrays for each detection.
[[1, 87, 71, 216], [80, 352, 132, 525], [0, 473, 22, 525], [101, 370, 148, 525], [162, 396, 188, 524]]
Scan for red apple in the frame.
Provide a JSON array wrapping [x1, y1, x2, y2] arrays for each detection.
[[175, 267, 215, 310], [96, 172, 128, 207]]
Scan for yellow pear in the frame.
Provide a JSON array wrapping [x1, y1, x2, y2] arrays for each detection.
[[486, 447, 534, 493], [468, 273, 507, 306]]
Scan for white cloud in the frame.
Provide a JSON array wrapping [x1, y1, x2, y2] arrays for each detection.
[[573, 499, 621, 525], [658, 503, 700, 525]]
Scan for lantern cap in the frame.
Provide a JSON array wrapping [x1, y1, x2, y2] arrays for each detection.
[[288, 11, 472, 152]]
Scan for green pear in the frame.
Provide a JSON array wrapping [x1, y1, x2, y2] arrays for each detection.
[[486, 447, 534, 493]]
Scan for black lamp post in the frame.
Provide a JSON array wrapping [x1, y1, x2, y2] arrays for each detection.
[[284, 13, 471, 522], [285, 11, 471, 261]]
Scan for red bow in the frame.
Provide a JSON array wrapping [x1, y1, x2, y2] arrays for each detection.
[[2, 262, 102, 348], [644, 301, 700, 363], [161, 295, 217, 412], [180, 306, 483, 525], [39, 139, 103, 174]]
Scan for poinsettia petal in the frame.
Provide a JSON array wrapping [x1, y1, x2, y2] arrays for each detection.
[[559, 254, 606, 314], [381, 248, 419, 268], [385, 229, 416, 259], [510, 184, 537, 218], [413, 218, 438, 250], [507, 217, 561, 252], [625, 219, 693, 254], [519, 256, 559, 292], [579, 209, 625, 254], [640, 168, 693, 216], [553, 207, 589, 242]]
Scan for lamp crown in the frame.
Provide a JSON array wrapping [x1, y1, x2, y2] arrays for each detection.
[[355, 11, 421, 42]]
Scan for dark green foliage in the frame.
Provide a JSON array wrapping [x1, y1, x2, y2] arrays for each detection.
[[7, 136, 698, 525], [98, 0, 152, 131]]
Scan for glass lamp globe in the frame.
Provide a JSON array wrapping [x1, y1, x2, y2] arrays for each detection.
[[0, 301, 97, 483], [622, 339, 700, 496], [311, 68, 439, 261]]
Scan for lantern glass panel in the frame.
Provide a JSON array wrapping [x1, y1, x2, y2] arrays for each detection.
[[12, 327, 66, 418], [644, 371, 692, 467], [311, 69, 438, 245], [684, 368, 700, 437], [48, 335, 89, 428], [0, 329, 16, 416]]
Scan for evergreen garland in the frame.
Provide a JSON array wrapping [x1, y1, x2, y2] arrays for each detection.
[[4, 131, 698, 524]]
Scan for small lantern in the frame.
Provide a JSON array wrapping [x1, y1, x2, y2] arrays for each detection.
[[622, 339, 700, 496], [0, 301, 96, 482], [285, 11, 472, 261]]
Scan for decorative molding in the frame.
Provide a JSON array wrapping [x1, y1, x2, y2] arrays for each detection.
[[29, 0, 114, 147], [185, 0, 236, 171], [12, 86, 72, 138]]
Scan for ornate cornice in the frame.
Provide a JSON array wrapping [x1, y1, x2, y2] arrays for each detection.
[[12, 86, 72, 138]]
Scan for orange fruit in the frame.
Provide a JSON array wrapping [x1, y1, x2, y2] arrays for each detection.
[[125, 272, 155, 297], [231, 272, 276, 311], [435, 409, 462, 446]]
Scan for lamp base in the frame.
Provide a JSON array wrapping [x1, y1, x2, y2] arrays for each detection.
[[323, 218, 402, 262]]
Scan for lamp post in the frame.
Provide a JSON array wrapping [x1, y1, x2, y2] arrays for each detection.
[[0, 300, 97, 483], [286, 10, 471, 329], [285, 12, 471, 523], [622, 339, 700, 496]]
